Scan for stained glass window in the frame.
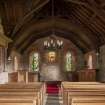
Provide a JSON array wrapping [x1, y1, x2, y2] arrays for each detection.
[[31, 53, 39, 71], [65, 52, 72, 71]]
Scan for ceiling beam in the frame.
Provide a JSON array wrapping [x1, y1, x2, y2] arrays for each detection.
[[12, 18, 94, 49], [20, 31, 52, 53], [87, 0, 105, 42], [55, 18, 95, 48], [17, 30, 51, 52], [66, 0, 86, 6], [56, 30, 90, 52], [21, 29, 88, 53], [73, 6, 100, 46], [66, 0, 105, 25], [11, 0, 49, 37], [20, 29, 90, 53]]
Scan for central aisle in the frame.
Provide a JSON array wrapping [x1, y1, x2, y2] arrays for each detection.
[[45, 94, 62, 105], [45, 81, 62, 105]]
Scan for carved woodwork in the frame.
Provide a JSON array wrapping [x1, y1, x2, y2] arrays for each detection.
[[8, 70, 39, 83], [77, 69, 96, 81]]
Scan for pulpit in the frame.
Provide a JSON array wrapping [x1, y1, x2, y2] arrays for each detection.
[[77, 69, 96, 81]]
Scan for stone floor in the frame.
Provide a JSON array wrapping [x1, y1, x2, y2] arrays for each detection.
[[45, 93, 62, 105]]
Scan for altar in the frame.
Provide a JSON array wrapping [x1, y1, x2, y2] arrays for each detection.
[[40, 64, 63, 81]]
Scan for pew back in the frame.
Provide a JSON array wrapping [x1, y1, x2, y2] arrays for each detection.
[[0, 98, 36, 105], [0, 82, 46, 105], [71, 97, 105, 105], [62, 82, 105, 105]]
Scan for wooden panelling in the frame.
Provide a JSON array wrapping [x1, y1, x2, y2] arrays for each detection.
[[77, 69, 96, 81]]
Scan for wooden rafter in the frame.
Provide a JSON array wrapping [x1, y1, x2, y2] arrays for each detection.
[[17, 30, 51, 52], [1, 0, 105, 53], [78, 6, 103, 42], [71, 6, 100, 47], [66, 0, 86, 6], [67, 0, 105, 24], [12, 18, 93, 48], [11, 0, 49, 37], [21, 30, 89, 53]]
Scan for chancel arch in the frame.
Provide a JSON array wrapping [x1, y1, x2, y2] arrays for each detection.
[[12, 18, 95, 53], [23, 35, 84, 81]]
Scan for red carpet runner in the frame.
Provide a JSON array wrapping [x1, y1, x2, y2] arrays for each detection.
[[46, 82, 60, 94]]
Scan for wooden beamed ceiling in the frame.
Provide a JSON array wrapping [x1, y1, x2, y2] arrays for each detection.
[[19, 30, 90, 53], [0, 0, 105, 53], [13, 18, 95, 53]]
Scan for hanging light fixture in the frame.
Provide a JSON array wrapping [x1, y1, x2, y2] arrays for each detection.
[[44, 35, 63, 50], [43, 0, 63, 50]]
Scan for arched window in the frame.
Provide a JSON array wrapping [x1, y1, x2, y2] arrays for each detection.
[[88, 54, 93, 69], [14, 56, 18, 71], [29, 52, 39, 72], [65, 52, 72, 71]]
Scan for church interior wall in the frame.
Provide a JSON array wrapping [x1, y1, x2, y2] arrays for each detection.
[[1, 40, 105, 82], [84, 51, 97, 69], [6, 50, 22, 72], [84, 44, 105, 82], [99, 45, 105, 82], [21, 36, 85, 81]]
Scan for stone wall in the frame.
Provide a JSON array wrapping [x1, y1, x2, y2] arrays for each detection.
[[6, 50, 22, 72], [84, 44, 105, 82], [99, 45, 105, 82], [23, 36, 84, 81], [5, 36, 86, 81], [84, 51, 97, 69]]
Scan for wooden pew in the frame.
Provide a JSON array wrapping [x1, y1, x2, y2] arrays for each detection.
[[62, 82, 103, 85], [0, 89, 39, 92], [61, 82, 105, 105], [0, 91, 42, 105], [0, 95, 38, 104], [0, 82, 43, 88], [0, 97, 37, 105], [0, 83, 46, 105], [71, 97, 105, 105]]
